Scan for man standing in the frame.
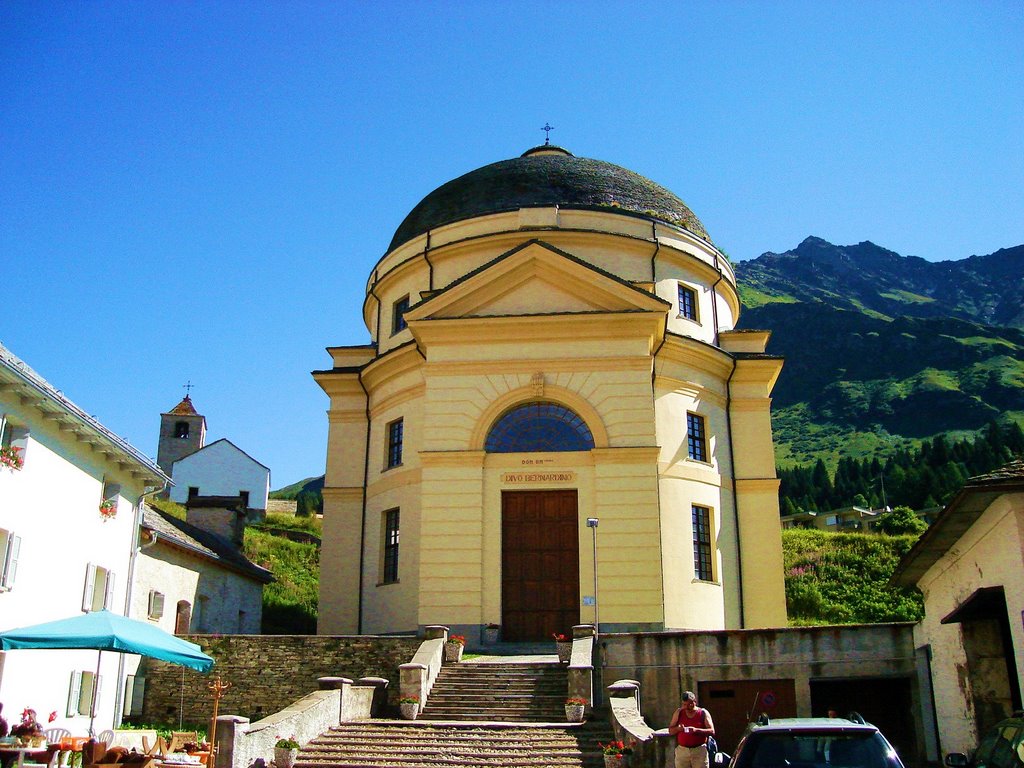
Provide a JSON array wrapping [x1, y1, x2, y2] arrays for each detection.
[[669, 691, 716, 768]]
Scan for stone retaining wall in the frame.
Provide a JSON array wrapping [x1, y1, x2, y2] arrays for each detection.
[[138, 634, 419, 725]]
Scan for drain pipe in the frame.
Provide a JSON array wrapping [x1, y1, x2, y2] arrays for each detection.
[[710, 251, 724, 347], [423, 230, 434, 291], [114, 484, 166, 725], [649, 220, 660, 282], [724, 357, 745, 627], [356, 371, 372, 635]]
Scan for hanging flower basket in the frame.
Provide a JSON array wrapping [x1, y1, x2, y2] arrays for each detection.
[[99, 499, 117, 521], [0, 445, 24, 471]]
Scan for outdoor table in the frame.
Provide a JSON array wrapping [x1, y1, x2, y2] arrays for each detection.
[[0, 745, 56, 768]]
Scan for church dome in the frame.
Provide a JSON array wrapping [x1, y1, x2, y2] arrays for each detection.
[[387, 145, 710, 253]]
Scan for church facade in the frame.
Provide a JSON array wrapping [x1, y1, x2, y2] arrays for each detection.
[[314, 145, 787, 642]]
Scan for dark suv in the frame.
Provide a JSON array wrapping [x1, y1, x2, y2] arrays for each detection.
[[727, 715, 907, 768], [946, 712, 1024, 768]]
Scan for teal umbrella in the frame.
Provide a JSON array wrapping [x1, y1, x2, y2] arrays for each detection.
[[0, 610, 214, 671], [0, 609, 214, 733]]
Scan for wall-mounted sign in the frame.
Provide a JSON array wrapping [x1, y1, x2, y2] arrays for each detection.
[[502, 471, 576, 484]]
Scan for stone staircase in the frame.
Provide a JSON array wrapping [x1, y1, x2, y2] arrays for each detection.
[[419, 661, 568, 722], [294, 658, 617, 768], [299, 721, 615, 768]]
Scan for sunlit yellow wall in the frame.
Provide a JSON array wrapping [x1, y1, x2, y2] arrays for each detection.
[[315, 207, 786, 636]]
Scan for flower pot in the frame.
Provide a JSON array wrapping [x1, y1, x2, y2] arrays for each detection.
[[556, 640, 572, 663], [400, 702, 419, 720], [274, 747, 298, 768], [603, 755, 628, 768], [445, 642, 464, 662], [564, 703, 585, 723], [484, 626, 500, 644]]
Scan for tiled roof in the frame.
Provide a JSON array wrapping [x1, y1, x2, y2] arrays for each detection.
[[387, 146, 710, 253], [966, 458, 1024, 485], [891, 456, 1024, 586], [166, 395, 200, 416], [142, 506, 274, 584], [0, 341, 167, 484]]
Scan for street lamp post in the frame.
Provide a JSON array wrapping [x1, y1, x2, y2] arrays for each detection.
[[587, 517, 599, 634]]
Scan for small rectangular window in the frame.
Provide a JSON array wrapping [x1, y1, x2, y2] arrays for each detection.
[[678, 283, 698, 321], [687, 412, 707, 462], [692, 505, 714, 581], [387, 418, 404, 469], [82, 563, 115, 612], [148, 590, 165, 620], [382, 508, 400, 584], [68, 670, 101, 717], [392, 296, 410, 334], [123, 674, 146, 717], [0, 529, 21, 591]]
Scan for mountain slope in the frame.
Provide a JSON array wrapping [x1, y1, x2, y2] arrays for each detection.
[[736, 238, 1024, 467], [739, 237, 1024, 328]]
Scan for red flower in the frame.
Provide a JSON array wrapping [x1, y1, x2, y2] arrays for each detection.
[[48, 712, 57, 723]]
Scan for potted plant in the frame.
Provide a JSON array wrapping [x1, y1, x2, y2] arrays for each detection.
[[564, 696, 587, 723], [398, 695, 419, 720], [445, 634, 466, 662], [553, 632, 572, 663], [274, 736, 299, 768], [483, 623, 500, 644], [599, 740, 634, 768]]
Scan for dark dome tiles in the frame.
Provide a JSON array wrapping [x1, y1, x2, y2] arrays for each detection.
[[388, 153, 708, 253]]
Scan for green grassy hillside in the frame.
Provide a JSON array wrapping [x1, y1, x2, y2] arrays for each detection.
[[782, 528, 923, 625]]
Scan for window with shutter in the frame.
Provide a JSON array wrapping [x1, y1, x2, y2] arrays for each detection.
[[1, 529, 19, 591], [82, 564, 115, 612], [148, 590, 165, 620]]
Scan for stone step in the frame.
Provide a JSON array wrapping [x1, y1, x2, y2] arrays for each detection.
[[297, 722, 615, 768]]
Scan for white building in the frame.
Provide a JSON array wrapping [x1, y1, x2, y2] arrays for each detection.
[[0, 341, 168, 734], [132, 501, 272, 638], [893, 459, 1024, 759], [157, 395, 270, 514]]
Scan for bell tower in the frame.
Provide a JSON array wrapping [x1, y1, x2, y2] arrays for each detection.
[[157, 394, 206, 474]]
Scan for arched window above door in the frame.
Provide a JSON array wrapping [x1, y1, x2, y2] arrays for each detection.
[[484, 401, 595, 453]]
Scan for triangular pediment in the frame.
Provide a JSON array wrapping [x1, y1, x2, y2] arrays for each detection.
[[406, 240, 669, 322]]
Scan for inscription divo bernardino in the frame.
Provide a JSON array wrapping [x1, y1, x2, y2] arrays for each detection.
[[502, 471, 576, 484]]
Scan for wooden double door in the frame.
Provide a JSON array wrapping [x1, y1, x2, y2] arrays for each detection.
[[501, 490, 580, 642]]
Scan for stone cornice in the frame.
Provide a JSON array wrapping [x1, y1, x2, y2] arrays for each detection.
[[735, 477, 781, 492], [420, 451, 487, 468], [322, 486, 365, 502]]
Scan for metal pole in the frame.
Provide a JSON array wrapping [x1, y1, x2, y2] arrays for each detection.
[[587, 518, 599, 633]]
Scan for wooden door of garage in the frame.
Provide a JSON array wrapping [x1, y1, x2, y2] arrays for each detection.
[[699, 679, 797, 755], [501, 490, 580, 642]]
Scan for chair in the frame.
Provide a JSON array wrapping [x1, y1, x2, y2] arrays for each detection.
[[43, 730, 71, 768], [168, 733, 197, 754], [97, 731, 115, 750]]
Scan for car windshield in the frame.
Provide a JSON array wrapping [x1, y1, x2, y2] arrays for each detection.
[[748, 731, 903, 768]]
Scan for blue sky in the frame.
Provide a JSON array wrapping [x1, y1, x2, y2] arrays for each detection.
[[2, 2, 1021, 488]]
